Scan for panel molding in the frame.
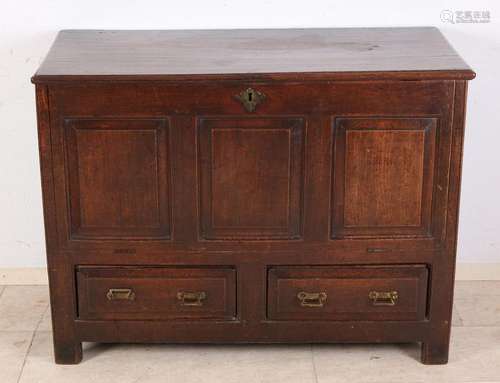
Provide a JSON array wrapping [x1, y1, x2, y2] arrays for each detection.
[[64, 118, 172, 240], [198, 117, 305, 240], [331, 117, 442, 239]]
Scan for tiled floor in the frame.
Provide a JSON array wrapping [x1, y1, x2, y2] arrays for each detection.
[[0, 282, 499, 383]]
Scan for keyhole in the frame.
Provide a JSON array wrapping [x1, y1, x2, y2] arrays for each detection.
[[235, 88, 265, 112]]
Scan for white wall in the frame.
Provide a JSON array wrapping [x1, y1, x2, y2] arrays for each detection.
[[1, 0, 499, 267]]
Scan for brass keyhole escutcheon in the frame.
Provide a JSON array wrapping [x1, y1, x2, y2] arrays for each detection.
[[235, 87, 266, 112]]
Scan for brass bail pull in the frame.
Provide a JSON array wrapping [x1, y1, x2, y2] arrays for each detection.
[[106, 288, 135, 301], [177, 291, 207, 306], [297, 291, 327, 308], [368, 291, 399, 306]]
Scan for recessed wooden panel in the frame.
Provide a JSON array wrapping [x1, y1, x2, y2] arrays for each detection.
[[331, 118, 437, 238], [198, 118, 304, 240], [65, 119, 171, 239]]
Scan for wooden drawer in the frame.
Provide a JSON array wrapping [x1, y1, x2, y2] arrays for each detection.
[[76, 266, 236, 320], [268, 265, 428, 321]]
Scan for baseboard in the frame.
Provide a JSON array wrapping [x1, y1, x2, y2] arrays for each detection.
[[454, 263, 500, 281], [0, 268, 49, 285], [0, 263, 499, 285]]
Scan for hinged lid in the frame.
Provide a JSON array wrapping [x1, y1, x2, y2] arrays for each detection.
[[32, 27, 475, 83]]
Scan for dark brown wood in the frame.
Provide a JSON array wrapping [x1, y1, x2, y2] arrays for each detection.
[[31, 28, 474, 82], [76, 266, 236, 320], [421, 80, 470, 365], [35, 85, 82, 364], [331, 117, 441, 239], [267, 265, 428, 321], [65, 118, 171, 239], [32, 28, 474, 365], [198, 117, 304, 239]]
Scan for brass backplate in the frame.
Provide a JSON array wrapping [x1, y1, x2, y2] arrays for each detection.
[[235, 88, 266, 112]]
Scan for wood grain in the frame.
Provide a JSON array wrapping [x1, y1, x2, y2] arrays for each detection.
[[198, 117, 304, 239], [268, 265, 428, 321], [77, 266, 236, 320], [32, 28, 474, 82], [65, 119, 171, 239], [332, 118, 438, 238], [32, 28, 474, 365]]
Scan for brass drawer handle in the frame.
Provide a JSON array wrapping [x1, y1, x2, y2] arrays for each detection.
[[177, 291, 207, 306], [369, 291, 398, 306], [106, 288, 135, 301], [297, 291, 327, 307], [235, 87, 266, 112], [366, 247, 391, 253]]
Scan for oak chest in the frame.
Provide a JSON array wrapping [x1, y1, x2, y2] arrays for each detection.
[[32, 27, 475, 364]]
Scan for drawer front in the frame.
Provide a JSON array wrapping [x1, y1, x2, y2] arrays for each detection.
[[268, 265, 428, 321], [77, 267, 236, 320]]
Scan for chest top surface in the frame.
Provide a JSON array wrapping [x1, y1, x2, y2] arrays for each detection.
[[32, 27, 474, 82]]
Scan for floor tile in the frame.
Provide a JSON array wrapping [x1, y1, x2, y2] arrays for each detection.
[[20, 332, 316, 383], [313, 327, 500, 383], [452, 304, 463, 326], [0, 331, 34, 383], [37, 305, 52, 332], [2, 282, 499, 382], [454, 281, 500, 326], [455, 281, 500, 297], [0, 286, 49, 331]]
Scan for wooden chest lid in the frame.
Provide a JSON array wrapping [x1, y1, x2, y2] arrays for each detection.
[[32, 27, 475, 83]]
